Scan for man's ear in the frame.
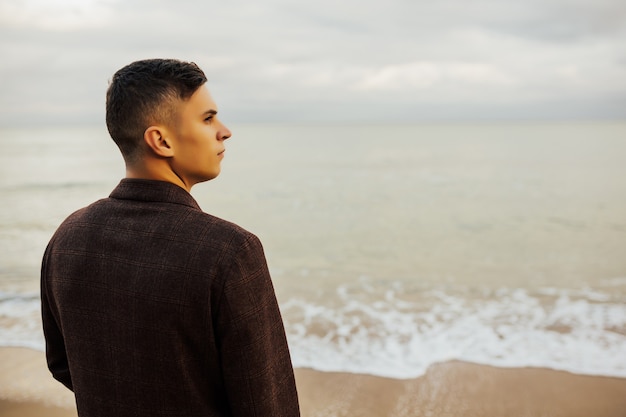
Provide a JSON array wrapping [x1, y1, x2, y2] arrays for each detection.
[[143, 126, 174, 157]]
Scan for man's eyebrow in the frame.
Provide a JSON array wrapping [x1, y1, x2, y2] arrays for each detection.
[[202, 109, 218, 116]]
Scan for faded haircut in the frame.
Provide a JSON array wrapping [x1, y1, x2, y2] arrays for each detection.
[[105, 58, 207, 162]]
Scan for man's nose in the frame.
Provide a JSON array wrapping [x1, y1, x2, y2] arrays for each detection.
[[219, 124, 232, 141]]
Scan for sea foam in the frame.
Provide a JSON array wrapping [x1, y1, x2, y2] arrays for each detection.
[[282, 281, 626, 379]]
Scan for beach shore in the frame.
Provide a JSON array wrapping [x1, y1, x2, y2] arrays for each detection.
[[2, 347, 625, 417]]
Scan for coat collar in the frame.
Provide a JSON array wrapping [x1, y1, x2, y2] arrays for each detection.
[[109, 179, 202, 210]]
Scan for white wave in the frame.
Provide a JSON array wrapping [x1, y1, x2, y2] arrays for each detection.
[[282, 284, 626, 379], [0, 292, 45, 350]]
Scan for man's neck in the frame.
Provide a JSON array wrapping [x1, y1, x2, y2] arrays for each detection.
[[125, 160, 191, 192]]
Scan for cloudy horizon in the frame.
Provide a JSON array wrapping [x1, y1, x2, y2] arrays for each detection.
[[1, 0, 625, 126]]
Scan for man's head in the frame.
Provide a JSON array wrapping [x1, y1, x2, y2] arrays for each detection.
[[106, 59, 232, 190], [106, 59, 207, 163]]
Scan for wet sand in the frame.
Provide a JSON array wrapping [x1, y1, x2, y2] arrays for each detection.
[[0, 348, 76, 416], [2, 347, 625, 417], [295, 364, 626, 417]]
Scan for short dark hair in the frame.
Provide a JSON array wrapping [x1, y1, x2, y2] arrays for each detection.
[[105, 59, 208, 162]]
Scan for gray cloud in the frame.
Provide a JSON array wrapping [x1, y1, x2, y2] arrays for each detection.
[[0, 0, 624, 125]]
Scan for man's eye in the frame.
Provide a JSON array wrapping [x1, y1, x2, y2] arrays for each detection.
[[204, 116, 213, 122]]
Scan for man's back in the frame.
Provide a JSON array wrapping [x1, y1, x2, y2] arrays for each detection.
[[42, 179, 299, 416]]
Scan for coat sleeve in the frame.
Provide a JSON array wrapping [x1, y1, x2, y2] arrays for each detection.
[[40, 242, 74, 391], [216, 234, 300, 417]]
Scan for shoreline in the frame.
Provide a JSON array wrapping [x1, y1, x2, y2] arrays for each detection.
[[2, 347, 626, 417]]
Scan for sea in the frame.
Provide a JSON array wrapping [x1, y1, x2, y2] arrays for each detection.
[[1, 122, 625, 379]]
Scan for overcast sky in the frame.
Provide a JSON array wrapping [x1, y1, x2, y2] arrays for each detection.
[[0, 0, 625, 125]]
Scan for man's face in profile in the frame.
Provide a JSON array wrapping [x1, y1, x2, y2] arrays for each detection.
[[168, 85, 232, 186]]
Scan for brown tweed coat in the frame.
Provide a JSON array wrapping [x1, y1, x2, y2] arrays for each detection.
[[41, 179, 300, 417]]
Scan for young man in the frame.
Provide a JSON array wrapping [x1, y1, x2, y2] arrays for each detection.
[[41, 59, 300, 417]]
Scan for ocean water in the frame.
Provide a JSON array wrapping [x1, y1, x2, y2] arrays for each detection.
[[1, 122, 625, 379]]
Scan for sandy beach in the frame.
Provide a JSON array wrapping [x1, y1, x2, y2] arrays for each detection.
[[1, 347, 625, 417]]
